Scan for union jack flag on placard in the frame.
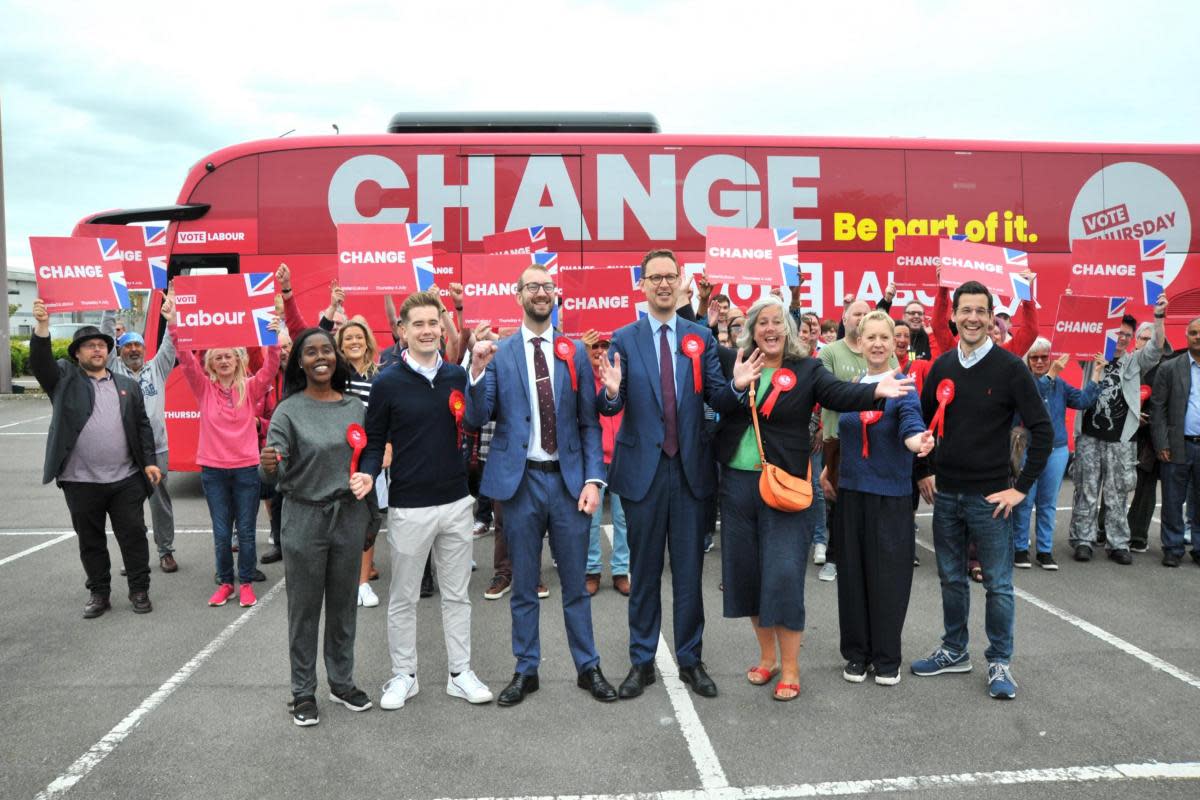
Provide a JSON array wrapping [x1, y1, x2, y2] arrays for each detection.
[[99, 238, 123, 261], [775, 228, 800, 286], [142, 225, 167, 248], [1140, 239, 1166, 260], [148, 256, 168, 289], [1104, 297, 1130, 360], [1009, 271, 1036, 302], [1142, 271, 1166, 307], [534, 251, 559, 276], [407, 223, 433, 248], [1004, 248, 1028, 268], [109, 271, 131, 310], [242, 274, 279, 346]]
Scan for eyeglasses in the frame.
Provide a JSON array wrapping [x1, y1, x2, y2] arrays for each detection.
[[520, 282, 557, 295], [1028, 355, 1050, 361], [1116, 331, 1133, 340], [643, 273, 680, 286], [590, 341, 610, 350], [728, 323, 745, 333]]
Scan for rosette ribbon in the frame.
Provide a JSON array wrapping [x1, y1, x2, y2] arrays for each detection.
[[929, 379, 955, 440], [448, 390, 466, 449], [860, 411, 882, 458], [681, 333, 705, 393], [759, 368, 796, 419]]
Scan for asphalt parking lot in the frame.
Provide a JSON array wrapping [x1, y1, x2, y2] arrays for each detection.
[[2, 395, 1198, 800]]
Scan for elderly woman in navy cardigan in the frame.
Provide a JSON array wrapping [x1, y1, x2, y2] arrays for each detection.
[[835, 310, 934, 687], [711, 297, 914, 701]]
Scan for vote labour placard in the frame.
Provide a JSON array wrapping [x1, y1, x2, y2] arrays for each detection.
[[462, 252, 558, 328], [336, 223, 435, 295], [704, 227, 799, 286], [891, 236, 941, 289], [30, 236, 131, 314], [74, 224, 155, 291], [482, 226, 549, 256], [172, 273, 279, 350], [1067, 238, 1166, 306], [1050, 295, 1120, 359], [559, 267, 641, 337], [937, 239, 1031, 299]]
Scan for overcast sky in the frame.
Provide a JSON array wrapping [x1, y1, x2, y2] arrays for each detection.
[[3, 0, 1197, 269]]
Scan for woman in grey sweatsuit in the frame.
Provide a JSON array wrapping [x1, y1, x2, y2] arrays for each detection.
[[260, 327, 377, 726]]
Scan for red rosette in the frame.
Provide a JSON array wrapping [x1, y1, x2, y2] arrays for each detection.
[[448, 390, 466, 448], [1140, 384, 1152, 404], [681, 333, 705, 393], [346, 423, 367, 477], [929, 378, 955, 439], [860, 410, 883, 459], [553, 337, 577, 391], [759, 368, 796, 419]]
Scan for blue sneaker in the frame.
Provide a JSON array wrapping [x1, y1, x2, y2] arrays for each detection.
[[987, 662, 1017, 699], [911, 647, 972, 676]]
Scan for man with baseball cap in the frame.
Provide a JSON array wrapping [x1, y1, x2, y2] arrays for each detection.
[[102, 291, 180, 572], [31, 299, 162, 618]]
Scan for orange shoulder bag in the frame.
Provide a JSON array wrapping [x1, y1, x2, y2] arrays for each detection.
[[748, 381, 813, 512]]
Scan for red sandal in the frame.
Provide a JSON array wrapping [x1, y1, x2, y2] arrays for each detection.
[[773, 681, 801, 701], [746, 665, 779, 685]]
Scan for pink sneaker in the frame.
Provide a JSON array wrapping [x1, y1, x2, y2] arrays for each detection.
[[209, 583, 235, 607], [239, 583, 257, 608]]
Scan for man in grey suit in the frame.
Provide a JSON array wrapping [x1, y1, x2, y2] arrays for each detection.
[[1151, 316, 1200, 568]]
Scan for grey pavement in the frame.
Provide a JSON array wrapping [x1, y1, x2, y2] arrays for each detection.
[[1, 396, 1199, 800]]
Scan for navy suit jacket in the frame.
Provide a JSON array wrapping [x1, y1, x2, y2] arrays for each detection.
[[466, 332, 604, 502], [598, 315, 735, 502]]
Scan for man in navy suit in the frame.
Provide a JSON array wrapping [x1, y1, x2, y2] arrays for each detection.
[[597, 249, 753, 699], [466, 262, 618, 706]]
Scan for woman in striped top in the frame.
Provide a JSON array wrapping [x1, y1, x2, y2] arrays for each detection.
[[337, 317, 387, 608]]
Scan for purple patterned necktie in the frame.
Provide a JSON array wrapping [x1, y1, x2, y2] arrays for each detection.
[[659, 325, 678, 457], [531, 337, 557, 455]]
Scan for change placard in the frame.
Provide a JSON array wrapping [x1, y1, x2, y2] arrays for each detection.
[[482, 226, 549, 255], [74, 224, 155, 291], [1068, 238, 1166, 307], [461, 252, 557, 328], [1051, 295, 1129, 359], [559, 267, 642, 337], [30, 236, 132, 314], [172, 273, 279, 350], [937, 238, 1033, 300], [336, 223, 435, 295], [704, 226, 799, 287]]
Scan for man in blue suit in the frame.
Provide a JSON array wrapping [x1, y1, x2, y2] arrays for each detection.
[[597, 249, 752, 699], [466, 262, 618, 706]]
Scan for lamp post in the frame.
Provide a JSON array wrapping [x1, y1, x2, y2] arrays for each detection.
[[0, 96, 11, 394]]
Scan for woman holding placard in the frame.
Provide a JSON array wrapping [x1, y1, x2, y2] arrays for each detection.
[[260, 327, 376, 726], [834, 311, 934, 687], [710, 297, 910, 701]]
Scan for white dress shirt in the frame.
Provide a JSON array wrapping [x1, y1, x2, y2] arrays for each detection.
[[521, 325, 558, 462], [957, 336, 994, 369]]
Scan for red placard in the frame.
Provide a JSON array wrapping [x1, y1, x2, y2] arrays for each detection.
[[75, 224, 154, 291], [482, 226, 550, 255], [172, 273, 279, 350], [559, 267, 641, 337], [891, 236, 941, 289], [174, 217, 259, 254], [1050, 295, 1113, 358], [461, 252, 557, 328], [703, 226, 796, 286], [1067, 238, 1165, 305], [937, 238, 1031, 299], [29, 236, 132, 314], [336, 223, 435, 295]]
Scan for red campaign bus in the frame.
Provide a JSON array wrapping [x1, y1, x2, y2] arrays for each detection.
[[73, 112, 1200, 471]]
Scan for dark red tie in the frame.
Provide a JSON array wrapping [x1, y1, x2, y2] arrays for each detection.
[[531, 337, 557, 455], [659, 325, 678, 457]]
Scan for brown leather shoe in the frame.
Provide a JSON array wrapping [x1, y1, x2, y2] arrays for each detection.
[[585, 573, 601, 596], [83, 593, 111, 619], [613, 574, 631, 596], [160, 554, 178, 573]]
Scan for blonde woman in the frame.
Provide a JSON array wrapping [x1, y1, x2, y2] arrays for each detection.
[[337, 317, 388, 607], [173, 320, 282, 608]]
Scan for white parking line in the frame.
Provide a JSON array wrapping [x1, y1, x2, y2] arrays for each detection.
[[429, 760, 1200, 800], [602, 524, 729, 792], [0, 413, 50, 429], [0, 533, 73, 566], [34, 578, 286, 800]]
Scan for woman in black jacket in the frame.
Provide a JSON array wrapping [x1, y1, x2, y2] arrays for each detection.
[[710, 296, 912, 701]]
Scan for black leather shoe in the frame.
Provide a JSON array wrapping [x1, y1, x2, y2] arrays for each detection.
[[1107, 548, 1132, 565], [260, 546, 283, 564], [496, 672, 538, 707], [1163, 552, 1182, 567], [83, 593, 111, 619], [252, 568, 267, 582], [577, 667, 618, 702], [617, 663, 656, 699], [420, 573, 437, 598], [1073, 544, 1092, 562], [129, 591, 153, 614], [679, 664, 718, 698]]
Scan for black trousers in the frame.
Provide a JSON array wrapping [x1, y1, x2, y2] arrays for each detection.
[[836, 489, 915, 674], [61, 474, 151, 595], [1127, 467, 1158, 548]]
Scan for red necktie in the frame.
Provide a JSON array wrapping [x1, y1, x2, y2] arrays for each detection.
[[659, 325, 678, 457], [531, 337, 557, 455]]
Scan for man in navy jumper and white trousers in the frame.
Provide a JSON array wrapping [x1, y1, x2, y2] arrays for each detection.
[[911, 280, 1052, 700], [466, 261, 618, 706]]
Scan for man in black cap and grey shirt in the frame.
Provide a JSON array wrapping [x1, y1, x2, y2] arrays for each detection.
[[30, 299, 162, 618]]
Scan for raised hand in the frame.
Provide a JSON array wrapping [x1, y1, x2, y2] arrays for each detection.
[[1091, 353, 1105, 381], [581, 328, 600, 349], [883, 282, 897, 302], [329, 280, 345, 310], [33, 298, 49, 324], [732, 347, 765, 392], [275, 262, 292, 292], [597, 351, 622, 399], [470, 337, 498, 380], [695, 272, 712, 301], [160, 289, 177, 326], [449, 282, 465, 309], [873, 372, 916, 399], [1154, 292, 1169, 317]]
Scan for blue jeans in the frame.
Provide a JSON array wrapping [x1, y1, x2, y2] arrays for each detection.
[[810, 449, 828, 546], [588, 487, 629, 575], [1160, 441, 1200, 556], [201, 466, 261, 584], [932, 492, 1015, 663], [1011, 445, 1069, 554]]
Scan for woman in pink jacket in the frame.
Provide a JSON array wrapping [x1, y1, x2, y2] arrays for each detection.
[[174, 320, 282, 608]]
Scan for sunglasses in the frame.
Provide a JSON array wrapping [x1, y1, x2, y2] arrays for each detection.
[[1028, 355, 1050, 361], [590, 341, 610, 350]]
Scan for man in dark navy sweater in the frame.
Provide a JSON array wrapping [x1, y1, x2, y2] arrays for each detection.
[[910, 281, 1052, 700]]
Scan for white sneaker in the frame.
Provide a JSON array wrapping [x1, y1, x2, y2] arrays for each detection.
[[472, 520, 490, 537], [380, 673, 419, 710], [446, 669, 494, 704], [813, 543, 827, 565], [818, 562, 837, 582], [358, 583, 379, 608]]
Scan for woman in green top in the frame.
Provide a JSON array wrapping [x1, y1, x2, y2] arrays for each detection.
[[260, 327, 377, 727], [711, 297, 912, 700]]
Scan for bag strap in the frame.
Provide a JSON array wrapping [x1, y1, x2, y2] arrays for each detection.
[[748, 379, 813, 480]]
